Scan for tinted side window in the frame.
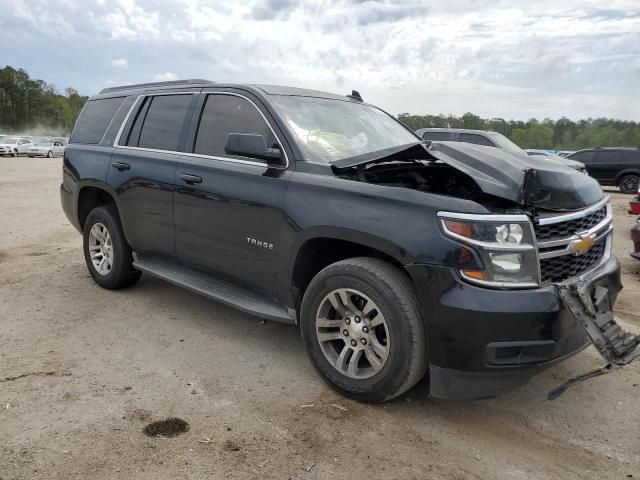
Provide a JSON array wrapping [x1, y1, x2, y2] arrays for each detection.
[[458, 133, 495, 147], [596, 151, 622, 162], [421, 131, 452, 141], [128, 94, 193, 152], [71, 97, 125, 144], [194, 94, 275, 159], [570, 151, 595, 162], [624, 150, 640, 162]]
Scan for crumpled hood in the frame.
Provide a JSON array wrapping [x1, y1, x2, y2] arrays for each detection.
[[427, 141, 604, 211]]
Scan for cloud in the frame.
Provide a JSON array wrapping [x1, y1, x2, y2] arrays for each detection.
[[153, 72, 178, 81], [0, 0, 638, 120], [111, 58, 128, 69]]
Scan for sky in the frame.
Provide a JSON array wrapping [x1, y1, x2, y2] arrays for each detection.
[[0, 0, 639, 121]]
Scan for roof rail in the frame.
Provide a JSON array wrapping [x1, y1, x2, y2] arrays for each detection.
[[99, 79, 213, 94]]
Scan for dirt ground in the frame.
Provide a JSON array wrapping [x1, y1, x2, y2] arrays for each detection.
[[1, 157, 639, 480]]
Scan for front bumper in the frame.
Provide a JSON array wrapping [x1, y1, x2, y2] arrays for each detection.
[[406, 255, 622, 400]]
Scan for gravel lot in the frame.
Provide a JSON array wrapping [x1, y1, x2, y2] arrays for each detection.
[[1, 157, 639, 480]]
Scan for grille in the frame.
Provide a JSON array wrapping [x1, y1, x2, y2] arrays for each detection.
[[534, 205, 607, 240], [539, 239, 605, 283]]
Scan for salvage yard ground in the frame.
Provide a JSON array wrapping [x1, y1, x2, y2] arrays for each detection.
[[1, 157, 639, 479]]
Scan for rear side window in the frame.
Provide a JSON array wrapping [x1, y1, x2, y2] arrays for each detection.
[[596, 150, 622, 162], [126, 94, 193, 151], [570, 151, 595, 162], [458, 133, 494, 147], [194, 94, 275, 159], [71, 97, 125, 144], [421, 131, 452, 141], [624, 150, 640, 162]]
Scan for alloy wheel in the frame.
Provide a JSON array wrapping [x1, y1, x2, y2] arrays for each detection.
[[315, 288, 390, 379], [88, 222, 113, 275], [621, 175, 640, 194]]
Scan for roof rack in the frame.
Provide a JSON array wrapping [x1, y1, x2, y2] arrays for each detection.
[[99, 79, 213, 94]]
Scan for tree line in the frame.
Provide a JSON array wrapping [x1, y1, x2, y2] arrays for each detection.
[[0, 66, 87, 135], [398, 112, 640, 151], [1, 65, 638, 149]]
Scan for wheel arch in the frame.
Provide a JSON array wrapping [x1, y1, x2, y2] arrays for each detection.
[[288, 228, 415, 317], [614, 169, 640, 184], [76, 182, 130, 241]]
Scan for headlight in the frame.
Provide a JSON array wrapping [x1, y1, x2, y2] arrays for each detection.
[[438, 212, 540, 288]]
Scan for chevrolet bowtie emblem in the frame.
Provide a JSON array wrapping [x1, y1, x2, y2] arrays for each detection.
[[570, 234, 595, 255]]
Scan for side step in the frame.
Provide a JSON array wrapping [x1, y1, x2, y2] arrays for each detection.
[[132, 254, 294, 324]]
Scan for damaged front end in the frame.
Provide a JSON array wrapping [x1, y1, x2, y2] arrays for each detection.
[[334, 141, 640, 398]]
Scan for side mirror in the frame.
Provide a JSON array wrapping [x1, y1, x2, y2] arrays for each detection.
[[224, 133, 283, 163]]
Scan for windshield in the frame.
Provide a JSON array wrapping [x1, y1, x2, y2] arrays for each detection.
[[1, 137, 18, 144], [488, 133, 526, 155], [269, 96, 419, 163], [35, 141, 52, 147]]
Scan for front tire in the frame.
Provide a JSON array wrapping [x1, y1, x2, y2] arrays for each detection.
[[83, 205, 141, 289], [619, 174, 640, 194], [300, 257, 428, 403], [46, 150, 53, 158], [12, 149, 17, 157]]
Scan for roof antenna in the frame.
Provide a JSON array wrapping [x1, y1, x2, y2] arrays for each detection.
[[346, 90, 363, 102]]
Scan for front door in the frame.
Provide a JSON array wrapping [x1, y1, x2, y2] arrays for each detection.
[[174, 91, 290, 299]]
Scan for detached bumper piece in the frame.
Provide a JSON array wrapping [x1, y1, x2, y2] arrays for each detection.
[[550, 285, 640, 400]]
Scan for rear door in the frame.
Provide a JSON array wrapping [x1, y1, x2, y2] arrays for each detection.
[[173, 89, 291, 298], [107, 92, 198, 256]]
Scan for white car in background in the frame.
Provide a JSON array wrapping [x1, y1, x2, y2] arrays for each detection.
[[27, 139, 66, 158], [0, 137, 33, 156]]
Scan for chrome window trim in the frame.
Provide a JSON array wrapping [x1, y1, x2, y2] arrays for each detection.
[[537, 196, 609, 225], [113, 91, 289, 170], [98, 96, 129, 146]]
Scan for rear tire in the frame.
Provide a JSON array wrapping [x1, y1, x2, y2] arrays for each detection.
[[83, 205, 141, 289], [619, 174, 640, 194], [300, 257, 428, 403]]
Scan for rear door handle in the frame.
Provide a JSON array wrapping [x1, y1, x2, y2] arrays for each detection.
[[179, 173, 203, 185], [111, 162, 130, 171]]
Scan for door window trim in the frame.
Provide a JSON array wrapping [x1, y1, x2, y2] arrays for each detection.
[[113, 91, 289, 169]]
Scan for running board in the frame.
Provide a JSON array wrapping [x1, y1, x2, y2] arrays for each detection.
[[132, 254, 294, 324]]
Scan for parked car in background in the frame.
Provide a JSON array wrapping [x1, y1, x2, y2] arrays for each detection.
[[526, 149, 587, 171], [27, 139, 66, 158], [631, 217, 640, 261], [52, 137, 69, 146], [567, 148, 640, 194], [416, 128, 585, 171], [0, 136, 33, 156], [629, 187, 640, 215]]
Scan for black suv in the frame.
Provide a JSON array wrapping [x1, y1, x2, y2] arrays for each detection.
[[61, 80, 638, 402], [567, 148, 640, 193]]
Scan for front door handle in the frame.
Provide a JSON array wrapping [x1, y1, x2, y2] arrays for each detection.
[[179, 173, 203, 185], [111, 162, 130, 171]]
